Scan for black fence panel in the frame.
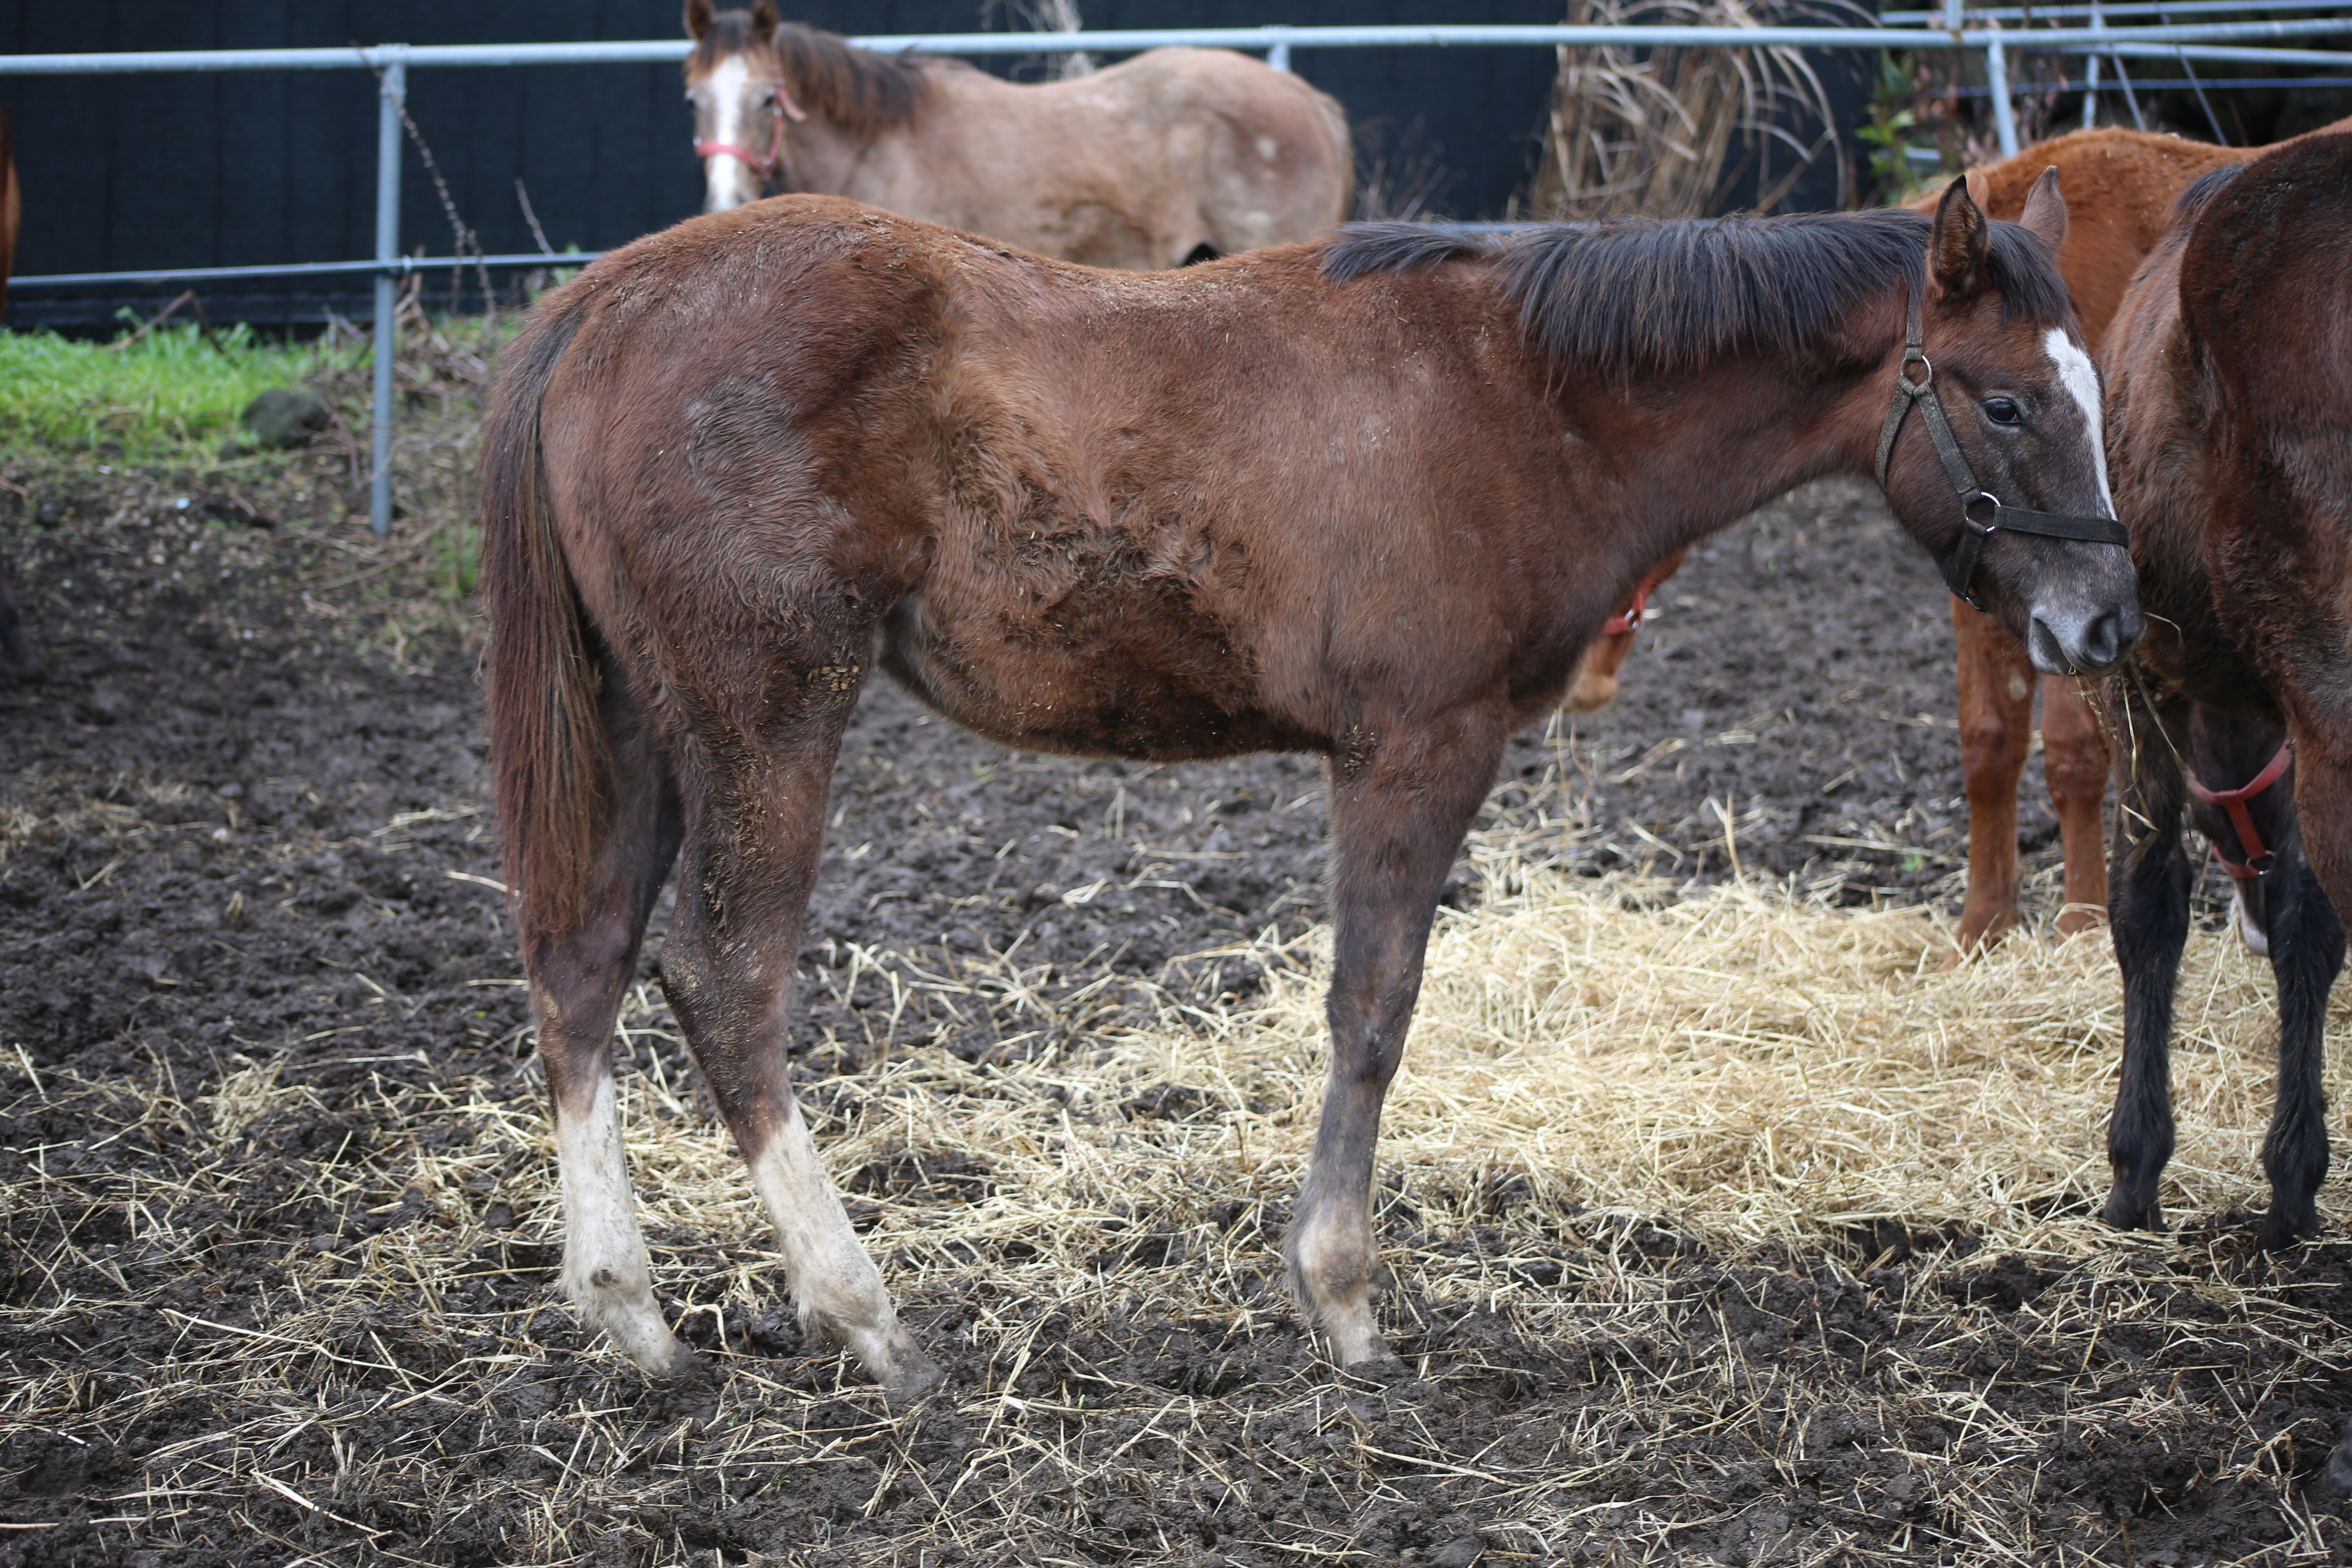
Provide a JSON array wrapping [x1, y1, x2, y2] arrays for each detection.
[[0, 1, 1865, 330]]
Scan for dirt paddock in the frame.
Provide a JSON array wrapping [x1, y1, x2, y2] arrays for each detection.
[[4, 447, 2351, 1567]]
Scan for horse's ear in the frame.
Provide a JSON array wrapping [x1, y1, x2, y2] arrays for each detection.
[[683, 0, 714, 41], [1931, 174, 1992, 298], [2018, 165, 2069, 253], [751, 0, 780, 42]]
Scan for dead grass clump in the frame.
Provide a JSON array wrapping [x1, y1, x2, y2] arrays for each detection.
[[1105, 839, 2323, 1260], [1533, 0, 1855, 219], [7, 830, 2350, 1563]]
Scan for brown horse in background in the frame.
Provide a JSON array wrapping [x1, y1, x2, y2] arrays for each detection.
[[680, 1, 1349, 269], [0, 103, 36, 686], [2101, 134, 2352, 1249], [481, 184, 2134, 1393], [1937, 128, 2314, 950], [1577, 127, 2336, 944]]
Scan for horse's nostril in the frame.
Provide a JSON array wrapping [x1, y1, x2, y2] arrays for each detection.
[[2084, 613, 2119, 668]]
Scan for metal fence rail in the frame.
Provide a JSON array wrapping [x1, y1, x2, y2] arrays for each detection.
[[2, 18, 2344, 531]]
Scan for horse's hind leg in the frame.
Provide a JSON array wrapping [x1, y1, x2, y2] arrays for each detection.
[[2255, 830, 2343, 1248], [2102, 690, 2192, 1233], [531, 682, 688, 1373], [661, 707, 940, 1399], [2042, 674, 2111, 934], [1287, 712, 1504, 1367]]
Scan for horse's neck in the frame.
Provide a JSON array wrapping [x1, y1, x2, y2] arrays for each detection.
[[785, 117, 880, 200], [1581, 356, 1879, 553]]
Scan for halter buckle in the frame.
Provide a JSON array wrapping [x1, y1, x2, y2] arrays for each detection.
[[1900, 350, 1933, 391]]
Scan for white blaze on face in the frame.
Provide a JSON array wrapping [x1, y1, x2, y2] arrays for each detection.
[[701, 56, 753, 212], [2045, 327, 2115, 518]]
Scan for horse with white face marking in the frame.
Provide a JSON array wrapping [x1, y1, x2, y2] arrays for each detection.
[[680, 0, 1350, 270]]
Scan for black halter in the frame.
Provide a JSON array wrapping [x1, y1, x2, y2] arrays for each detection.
[[1874, 287, 2130, 611]]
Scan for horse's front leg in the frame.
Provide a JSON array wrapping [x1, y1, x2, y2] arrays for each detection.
[[2042, 674, 2111, 934], [1953, 601, 2036, 951], [2263, 732, 2352, 1247], [2255, 831, 2343, 1248], [662, 706, 942, 1400], [2102, 690, 2192, 1232], [1287, 711, 1504, 1368]]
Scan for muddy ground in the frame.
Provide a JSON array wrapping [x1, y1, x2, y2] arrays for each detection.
[[2, 451, 2344, 1567]]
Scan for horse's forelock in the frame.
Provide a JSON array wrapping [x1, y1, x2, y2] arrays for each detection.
[[684, 10, 759, 80], [771, 23, 931, 133]]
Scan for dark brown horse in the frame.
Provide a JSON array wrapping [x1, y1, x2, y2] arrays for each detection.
[[482, 183, 2137, 1392], [2100, 134, 2352, 1249]]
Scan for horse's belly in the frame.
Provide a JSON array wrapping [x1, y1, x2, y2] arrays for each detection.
[[878, 589, 1312, 762]]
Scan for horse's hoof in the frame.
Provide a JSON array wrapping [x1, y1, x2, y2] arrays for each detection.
[[2258, 1211, 2318, 1254], [2100, 1189, 2162, 1232], [2327, 1419, 2352, 1494], [881, 1350, 946, 1404]]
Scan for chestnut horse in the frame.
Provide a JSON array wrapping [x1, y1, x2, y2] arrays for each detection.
[[0, 104, 35, 686], [680, 1, 1349, 270], [482, 184, 2136, 1391], [2101, 135, 2352, 1248]]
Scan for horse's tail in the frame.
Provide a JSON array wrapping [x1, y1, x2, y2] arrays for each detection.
[[482, 294, 605, 949]]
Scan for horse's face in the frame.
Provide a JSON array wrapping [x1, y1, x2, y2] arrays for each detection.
[[1891, 174, 2141, 677], [683, 0, 799, 214]]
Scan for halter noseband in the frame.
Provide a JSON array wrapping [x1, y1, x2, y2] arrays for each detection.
[[2189, 736, 2294, 880], [1874, 287, 2130, 612], [693, 71, 807, 187]]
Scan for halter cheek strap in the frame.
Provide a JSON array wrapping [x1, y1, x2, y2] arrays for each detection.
[[2188, 736, 2294, 880], [1874, 286, 2130, 611]]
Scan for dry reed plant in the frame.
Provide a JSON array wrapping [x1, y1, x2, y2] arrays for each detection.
[[1534, 0, 1854, 219]]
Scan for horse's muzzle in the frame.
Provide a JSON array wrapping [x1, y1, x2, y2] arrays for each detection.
[[2029, 599, 2141, 677]]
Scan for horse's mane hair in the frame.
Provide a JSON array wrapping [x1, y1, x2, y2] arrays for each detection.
[[689, 15, 931, 133], [2170, 163, 2246, 227], [1323, 209, 2075, 373]]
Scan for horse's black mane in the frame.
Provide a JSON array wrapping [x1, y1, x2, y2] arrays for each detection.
[[1323, 209, 2074, 373], [689, 15, 931, 133], [2170, 162, 2246, 227]]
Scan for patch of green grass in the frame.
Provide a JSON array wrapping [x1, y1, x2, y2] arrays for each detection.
[[0, 318, 363, 462]]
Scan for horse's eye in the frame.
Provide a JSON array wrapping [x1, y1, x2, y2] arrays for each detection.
[[1982, 396, 2025, 426], [760, 89, 777, 105]]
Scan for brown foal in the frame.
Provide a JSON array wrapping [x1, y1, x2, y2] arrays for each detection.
[[2100, 134, 2352, 1247], [483, 183, 2137, 1393]]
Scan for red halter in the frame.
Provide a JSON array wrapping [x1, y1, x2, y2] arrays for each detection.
[[2187, 737, 2294, 880], [694, 73, 807, 185], [1602, 570, 1665, 636]]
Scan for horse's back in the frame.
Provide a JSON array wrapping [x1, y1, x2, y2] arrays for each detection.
[[2183, 134, 2352, 703], [918, 48, 1348, 263]]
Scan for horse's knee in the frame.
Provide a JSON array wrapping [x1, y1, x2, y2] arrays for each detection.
[[1959, 712, 2026, 797]]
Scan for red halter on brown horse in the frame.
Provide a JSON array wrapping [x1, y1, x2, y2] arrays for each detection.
[[2100, 134, 2352, 1251], [482, 184, 2135, 1392]]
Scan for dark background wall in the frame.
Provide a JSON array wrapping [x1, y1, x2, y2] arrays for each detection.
[[0, 2, 1863, 330]]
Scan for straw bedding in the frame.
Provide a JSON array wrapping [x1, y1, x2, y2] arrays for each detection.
[[3, 461, 2349, 1565]]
